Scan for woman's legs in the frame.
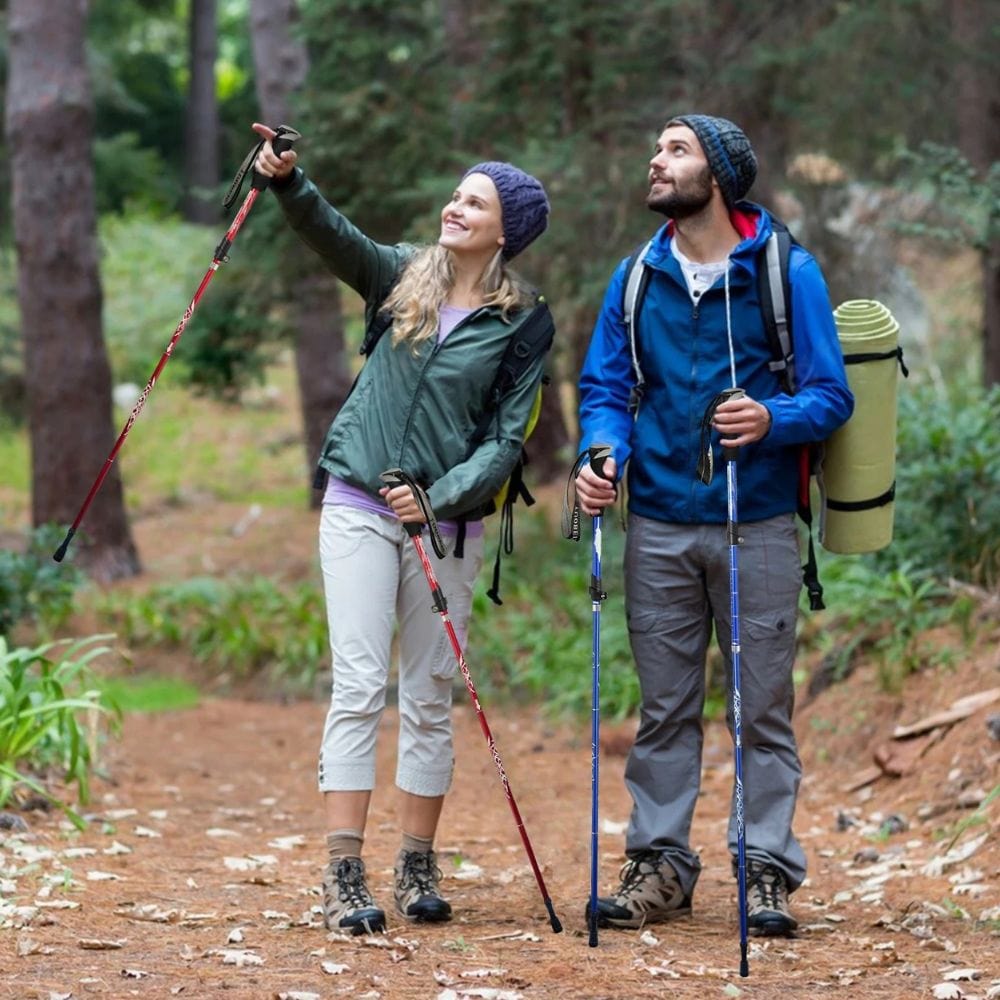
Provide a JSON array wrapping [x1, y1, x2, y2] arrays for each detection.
[[391, 529, 483, 921], [317, 506, 400, 933], [399, 790, 444, 839]]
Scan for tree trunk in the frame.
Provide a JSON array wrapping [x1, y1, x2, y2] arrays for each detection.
[[441, 0, 487, 145], [184, 0, 221, 224], [290, 271, 354, 494], [951, 0, 1000, 386], [249, 0, 307, 114], [5, 0, 140, 582], [250, 0, 352, 506]]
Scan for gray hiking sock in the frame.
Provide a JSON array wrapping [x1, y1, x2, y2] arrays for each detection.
[[400, 832, 434, 856], [326, 829, 364, 861]]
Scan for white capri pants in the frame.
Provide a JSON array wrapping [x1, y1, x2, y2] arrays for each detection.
[[317, 504, 484, 797]]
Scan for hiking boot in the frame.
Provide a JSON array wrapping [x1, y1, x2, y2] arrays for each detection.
[[394, 849, 452, 923], [746, 861, 797, 937], [321, 856, 386, 935], [586, 851, 692, 929]]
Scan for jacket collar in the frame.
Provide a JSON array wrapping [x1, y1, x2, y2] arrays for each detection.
[[646, 202, 772, 274]]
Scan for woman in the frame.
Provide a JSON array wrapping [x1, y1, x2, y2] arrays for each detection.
[[252, 123, 551, 934]]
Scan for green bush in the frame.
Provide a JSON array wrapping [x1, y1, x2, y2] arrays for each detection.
[[468, 512, 640, 719], [93, 132, 180, 216], [875, 380, 1000, 586], [0, 635, 120, 826], [807, 557, 966, 693], [178, 275, 281, 400], [96, 575, 329, 692], [99, 211, 215, 386], [0, 525, 83, 638], [99, 204, 291, 401]]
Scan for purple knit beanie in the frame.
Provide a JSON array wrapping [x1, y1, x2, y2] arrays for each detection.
[[667, 114, 757, 205], [462, 161, 550, 260]]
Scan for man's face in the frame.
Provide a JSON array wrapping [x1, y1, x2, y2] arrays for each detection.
[[646, 124, 716, 219]]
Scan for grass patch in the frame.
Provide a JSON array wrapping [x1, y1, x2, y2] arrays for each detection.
[[98, 674, 201, 714]]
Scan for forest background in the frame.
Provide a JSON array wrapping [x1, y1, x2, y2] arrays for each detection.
[[0, 0, 998, 806]]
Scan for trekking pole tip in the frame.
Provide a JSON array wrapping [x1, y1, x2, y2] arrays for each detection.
[[52, 528, 75, 563], [545, 900, 563, 934]]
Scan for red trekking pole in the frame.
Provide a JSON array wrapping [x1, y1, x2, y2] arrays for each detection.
[[53, 125, 302, 563], [380, 469, 563, 934]]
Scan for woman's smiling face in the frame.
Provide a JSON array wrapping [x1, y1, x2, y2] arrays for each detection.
[[438, 172, 505, 259]]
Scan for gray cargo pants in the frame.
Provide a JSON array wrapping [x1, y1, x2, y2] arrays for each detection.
[[622, 512, 807, 898]]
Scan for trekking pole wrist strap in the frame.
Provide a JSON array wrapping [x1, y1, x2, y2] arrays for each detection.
[[697, 388, 745, 485], [223, 124, 302, 211], [562, 446, 614, 542], [379, 468, 447, 559]]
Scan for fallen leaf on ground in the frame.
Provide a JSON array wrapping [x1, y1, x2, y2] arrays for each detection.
[[215, 948, 264, 966], [943, 969, 983, 982], [268, 835, 306, 850], [932, 985, 964, 999], [78, 938, 126, 949]]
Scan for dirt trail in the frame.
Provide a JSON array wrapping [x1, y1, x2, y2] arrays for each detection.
[[2, 505, 998, 999], [2, 675, 998, 1000]]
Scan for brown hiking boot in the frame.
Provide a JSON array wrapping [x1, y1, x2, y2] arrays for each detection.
[[321, 856, 386, 935], [587, 851, 692, 929], [746, 861, 797, 937], [394, 849, 452, 923]]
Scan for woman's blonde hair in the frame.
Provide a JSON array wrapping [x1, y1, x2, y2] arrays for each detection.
[[383, 245, 532, 350]]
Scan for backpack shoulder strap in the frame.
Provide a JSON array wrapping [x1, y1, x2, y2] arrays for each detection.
[[360, 308, 393, 357], [466, 297, 555, 603], [622, 239, 654, 412], [470, 297, 555, 446], [757, 222, 795, 394], [755, 218, 825, 609], [359, 262, 407, 357]]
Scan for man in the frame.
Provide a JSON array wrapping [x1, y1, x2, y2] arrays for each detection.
[[575, 114, 853, 936]]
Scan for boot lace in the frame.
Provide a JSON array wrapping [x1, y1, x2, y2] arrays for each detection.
[[616, 851, 663, 899], [748, 863, 784, 910], [334, 857, 374, 908], [398, 850, 442, 897]]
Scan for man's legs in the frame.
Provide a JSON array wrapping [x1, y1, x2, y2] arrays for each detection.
[[706, 513, 805, 934], [621, 516, 711, 899]]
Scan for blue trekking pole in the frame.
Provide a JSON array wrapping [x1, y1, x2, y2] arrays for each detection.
[[721, 391, 750, 978], [562, 445, 613, 946], [585, 444, 612, 948], [698, 386, 750, 976]]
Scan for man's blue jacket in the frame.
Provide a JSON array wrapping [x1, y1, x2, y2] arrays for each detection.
[[578, 204, 854, 524]]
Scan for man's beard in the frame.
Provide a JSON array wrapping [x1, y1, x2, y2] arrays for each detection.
[[647, 165, 713, 219]]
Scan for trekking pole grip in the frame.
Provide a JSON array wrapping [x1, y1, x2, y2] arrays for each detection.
[[379, 468, 446, 556], [720, 388, 746, 463], [588, 444, 613, 481], [251, 125, 302, 192]]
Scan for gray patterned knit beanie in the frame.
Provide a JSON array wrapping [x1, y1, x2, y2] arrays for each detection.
[[462, 161, 550, 260], [667, 115, 757, 205]]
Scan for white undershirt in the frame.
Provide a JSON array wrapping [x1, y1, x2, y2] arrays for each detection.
[[671, 241, 729, 304]]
